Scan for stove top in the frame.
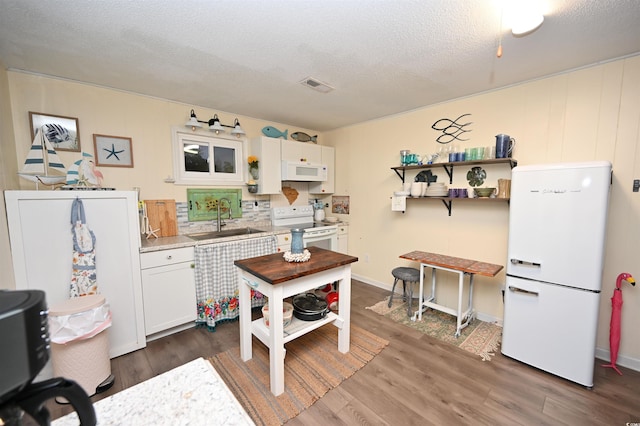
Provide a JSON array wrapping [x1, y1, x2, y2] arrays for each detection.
[[271, 206, 337, 232]]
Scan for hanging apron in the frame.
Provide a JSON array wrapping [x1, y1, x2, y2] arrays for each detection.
[[69, 198, 98, 297]]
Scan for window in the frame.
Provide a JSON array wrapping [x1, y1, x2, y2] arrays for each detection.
[[172, 127, 247, 185]]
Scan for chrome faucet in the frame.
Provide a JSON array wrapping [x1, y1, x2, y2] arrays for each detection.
[[216, 198, 232, 232]]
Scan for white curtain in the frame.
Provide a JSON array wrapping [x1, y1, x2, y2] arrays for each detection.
[[194, 236, 276, 330]]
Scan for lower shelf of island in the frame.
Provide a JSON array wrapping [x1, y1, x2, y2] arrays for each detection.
[[251, 312, 339, 346]]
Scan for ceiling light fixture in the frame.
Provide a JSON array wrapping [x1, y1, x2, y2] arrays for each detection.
[[184, 109, 246, 137], [506, 1, 544, 36]]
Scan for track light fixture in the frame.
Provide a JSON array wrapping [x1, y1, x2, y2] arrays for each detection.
[[184, 109, 246, 137]]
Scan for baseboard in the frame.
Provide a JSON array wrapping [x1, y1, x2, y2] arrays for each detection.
[[595, 348, 640, 372], [352, 274, 503, 326], [146, 322, 195, 342]]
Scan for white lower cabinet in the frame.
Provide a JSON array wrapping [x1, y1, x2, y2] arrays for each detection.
[[337, 224, 349, 254], [140, 247, 196, 338]]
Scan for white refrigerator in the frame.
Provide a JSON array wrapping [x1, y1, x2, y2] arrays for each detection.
[[501, 161, 612, 387]]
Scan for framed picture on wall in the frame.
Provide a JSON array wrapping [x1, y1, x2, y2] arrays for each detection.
[[29, 111, 81, 152], [93, 134, 134, 168]]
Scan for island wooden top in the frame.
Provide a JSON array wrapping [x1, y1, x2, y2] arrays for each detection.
[[400, 250, 503, 277], [234, 246, 358, 285]]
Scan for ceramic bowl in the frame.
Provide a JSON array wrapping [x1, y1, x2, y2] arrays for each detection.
[[262, 302, 294, 328], [474, 187, 496, 197]]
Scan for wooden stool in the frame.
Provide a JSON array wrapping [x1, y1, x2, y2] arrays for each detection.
[[389, 267, 421, 317]]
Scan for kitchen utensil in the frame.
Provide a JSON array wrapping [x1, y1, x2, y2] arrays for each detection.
[[261, 302, 294, 328], [292, 293, 329, 321], [474, 187, 497, 197], [144, 200, 177, 237], [495, 134, 515, 158], [400, 150, 411, 165], [325, 291, 339, 310], [497, 179, 511, 198]]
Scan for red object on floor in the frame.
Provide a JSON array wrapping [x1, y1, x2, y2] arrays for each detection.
[[602, 272, 635, 375]]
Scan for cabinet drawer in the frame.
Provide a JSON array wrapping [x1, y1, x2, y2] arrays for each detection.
[[140, 247, 194, 269]]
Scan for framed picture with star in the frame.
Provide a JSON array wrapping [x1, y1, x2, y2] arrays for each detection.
[[93, 134, 134, 167]]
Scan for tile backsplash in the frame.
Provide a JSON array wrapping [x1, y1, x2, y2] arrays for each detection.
[[177, 199, 272, 235]]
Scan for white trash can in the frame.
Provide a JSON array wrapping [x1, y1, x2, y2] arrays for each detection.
[[48, 294, 114, 397]]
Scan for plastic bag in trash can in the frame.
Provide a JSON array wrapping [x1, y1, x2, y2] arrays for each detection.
[[49, 302, 112, 344]]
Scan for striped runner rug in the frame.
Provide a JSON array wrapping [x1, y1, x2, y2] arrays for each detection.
[[209, 324, 388, 426]]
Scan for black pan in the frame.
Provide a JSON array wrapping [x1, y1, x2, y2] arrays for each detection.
[[292, 293, 329, 321]]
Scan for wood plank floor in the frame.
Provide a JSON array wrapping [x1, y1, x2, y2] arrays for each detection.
[[47, 280, 640, 425]]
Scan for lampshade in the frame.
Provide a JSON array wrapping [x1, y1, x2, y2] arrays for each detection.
[[511, 13, 544, 35], [230, 119, 245, 137], [185, 109, 202, 131], [208, 115, 225, 134]]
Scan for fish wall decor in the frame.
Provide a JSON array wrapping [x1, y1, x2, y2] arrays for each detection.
[[431, 113, 472, 144], [262, 126, 288, 139], [291, 132, 317, 143]]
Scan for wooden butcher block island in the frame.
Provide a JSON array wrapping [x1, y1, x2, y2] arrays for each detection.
[[235, 246, 358, 396]]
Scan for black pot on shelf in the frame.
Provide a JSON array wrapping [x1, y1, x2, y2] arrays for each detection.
[[292, 293, 329, 321]]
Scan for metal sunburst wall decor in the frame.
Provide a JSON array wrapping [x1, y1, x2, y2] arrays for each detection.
[[431, 113, 472, 144]]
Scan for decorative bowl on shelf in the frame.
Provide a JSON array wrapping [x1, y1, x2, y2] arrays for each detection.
[[247, 184, 258, 193], [474, 187, 496, 198]]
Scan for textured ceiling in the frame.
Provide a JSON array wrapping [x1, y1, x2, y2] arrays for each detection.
[[0, 0, 639, 131]]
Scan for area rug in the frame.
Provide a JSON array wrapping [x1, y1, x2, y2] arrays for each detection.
[[209, 324, 388, 426], [366, 298, 501, 361]]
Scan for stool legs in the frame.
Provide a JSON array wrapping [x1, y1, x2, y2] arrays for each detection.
[[389, 278, 417, 317], [388, 278, 399, 307]]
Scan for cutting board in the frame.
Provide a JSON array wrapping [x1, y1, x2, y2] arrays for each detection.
[[144, 200, 177, 237]]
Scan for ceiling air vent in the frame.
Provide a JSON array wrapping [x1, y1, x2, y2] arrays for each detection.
[[299, 77, 334, 93]]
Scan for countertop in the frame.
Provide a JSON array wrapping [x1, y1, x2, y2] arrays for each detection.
[[52, 357, 254, 425], [140, 226, 290, 253], [234, 246, 358, 284]]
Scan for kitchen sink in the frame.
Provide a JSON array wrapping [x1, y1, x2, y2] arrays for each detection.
[[187, 228, 266, 241]]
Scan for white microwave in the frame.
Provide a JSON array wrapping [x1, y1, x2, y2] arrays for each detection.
[[281, 161, 328, 181]]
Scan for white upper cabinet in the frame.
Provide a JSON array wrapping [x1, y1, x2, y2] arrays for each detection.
[[309, 146, 335, 194], [249, 136, 282, 194], [281, 140, 322, 164]]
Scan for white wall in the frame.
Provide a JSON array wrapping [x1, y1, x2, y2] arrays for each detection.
[[0, 61, 18, 290], [324, 55, 640, 369]]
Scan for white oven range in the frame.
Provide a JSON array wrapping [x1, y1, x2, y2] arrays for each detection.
[[271, 206, 338, 251]]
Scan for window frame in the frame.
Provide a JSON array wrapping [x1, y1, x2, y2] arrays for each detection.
[[171, 127, 247, 185]]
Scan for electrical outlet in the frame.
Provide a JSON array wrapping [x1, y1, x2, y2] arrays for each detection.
[[633, 179, 639, 193], [364, 253, 370, 263]]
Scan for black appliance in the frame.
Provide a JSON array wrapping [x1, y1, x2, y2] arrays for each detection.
[[0, 289, 96, 425]]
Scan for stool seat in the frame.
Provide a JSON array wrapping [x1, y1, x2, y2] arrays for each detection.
[[389, 267, 421, 317], [392, 267, 420, 282]]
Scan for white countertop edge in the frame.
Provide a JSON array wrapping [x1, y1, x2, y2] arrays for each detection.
[[140, 227, 290, 253]]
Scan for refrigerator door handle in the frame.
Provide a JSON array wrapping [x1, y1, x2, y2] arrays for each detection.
[[510, 258, 541, 267], [508, 285, 539, 296]]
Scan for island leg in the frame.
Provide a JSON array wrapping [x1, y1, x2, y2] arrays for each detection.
[[239, 271, 253, 361], [337, 265, 351, 353], [268, 286, 285, 395]]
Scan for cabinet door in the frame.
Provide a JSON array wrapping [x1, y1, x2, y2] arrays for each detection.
[[5, 191, 145, 358], [281, 140, 322, 163], [141, 261, 196, 336], [337, 224, 348, 254], [309, 146, 335, 194]]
